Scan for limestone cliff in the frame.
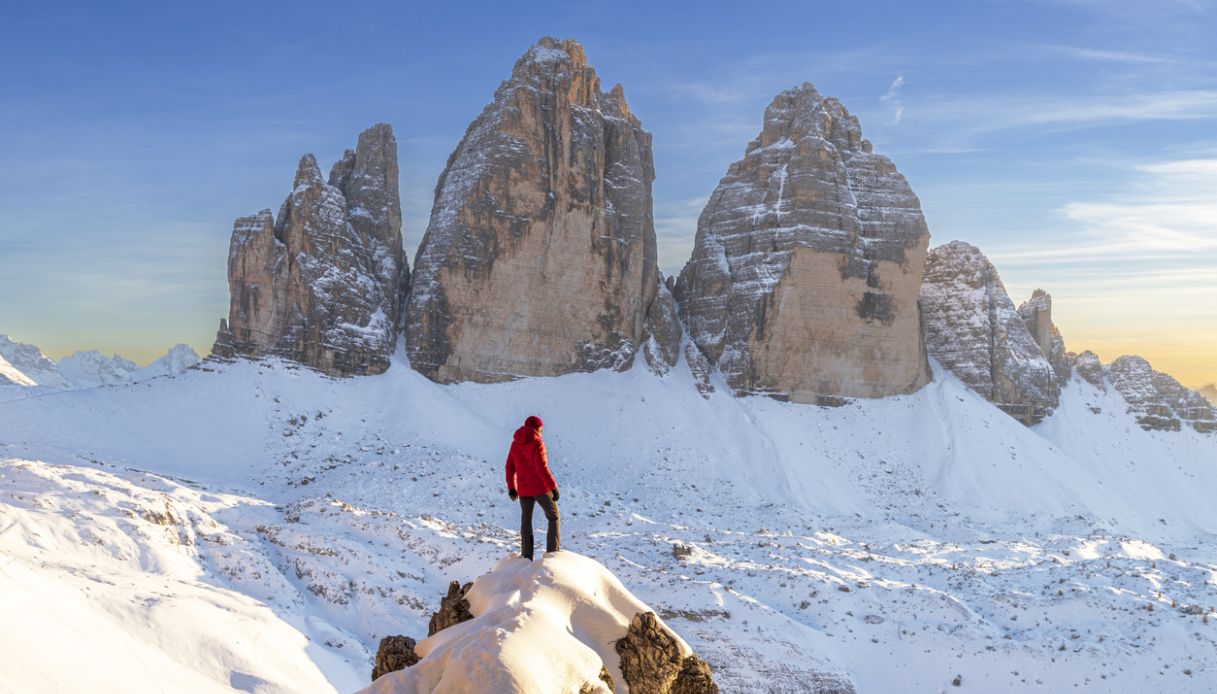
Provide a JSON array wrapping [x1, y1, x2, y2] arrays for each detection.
[[404, 38, 668, 383], [1017, 289, 1071, 384], [673, 83, 930, 402], [213, 124, 406, 376]]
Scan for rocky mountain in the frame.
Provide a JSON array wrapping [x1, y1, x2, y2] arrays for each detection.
[[1201, 384, 1217, 406], [1074, 350, 1106, 392], [673, 83, 930, 403], [1017, 289, 1071, 384], [0, 334, 68, 388], [0, 335, 199, 390], [405, 37, 673, 383], [1107, 355, 1216, 433], [921, 241, 1059, 423], [213, 123, 407, 377]]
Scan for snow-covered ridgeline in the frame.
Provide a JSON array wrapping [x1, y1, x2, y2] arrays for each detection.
[[0, 334, 198, 391]]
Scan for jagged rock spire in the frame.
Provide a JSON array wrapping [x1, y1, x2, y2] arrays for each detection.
[[404, 37, 674, 382], [674, 83, 931, 402], [213, 124, 407, 376]]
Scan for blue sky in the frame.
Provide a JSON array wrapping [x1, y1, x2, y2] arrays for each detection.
[[1, 0, 1214, 385]]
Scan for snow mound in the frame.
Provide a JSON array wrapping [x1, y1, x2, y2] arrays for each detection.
[[362, 552, 693, 694]]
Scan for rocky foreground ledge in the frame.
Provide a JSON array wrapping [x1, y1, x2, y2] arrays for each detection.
[[361, 551, 720, 694]]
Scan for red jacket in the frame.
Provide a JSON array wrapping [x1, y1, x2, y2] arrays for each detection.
[[505, 425, 557, 497]]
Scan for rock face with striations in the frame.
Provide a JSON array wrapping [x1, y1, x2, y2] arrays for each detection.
[[673, 83, 930, 403], [1017, 289, 1071, 384], [920, 241, 1059, 423], [1107, 355, 1216, 433], [213, 124, 407, 376], [405, 37, 673, 382]]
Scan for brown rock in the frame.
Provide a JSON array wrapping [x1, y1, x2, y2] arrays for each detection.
[[615, 611, 718, 694], [405, 37, 661, 383], [213, 124, 406, 376], [674, 83, 930, 402], [371, 635, 419, 681], [427, 580, 474, 636]]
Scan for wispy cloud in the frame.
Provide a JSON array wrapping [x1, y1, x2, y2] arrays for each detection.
[[1040, 44, 1184, 65], [903, 90, 1217, 146], [880, 73, 905, 124]]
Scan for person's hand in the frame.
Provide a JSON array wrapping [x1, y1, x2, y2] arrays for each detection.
[[551, 488, 560, 502], [508, 489, 519, 501]]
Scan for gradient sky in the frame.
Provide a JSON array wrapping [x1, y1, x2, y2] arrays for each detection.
[[2, 1, 1214, 386]]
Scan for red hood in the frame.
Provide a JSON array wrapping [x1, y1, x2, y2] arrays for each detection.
[[513, 425, 541, 445]]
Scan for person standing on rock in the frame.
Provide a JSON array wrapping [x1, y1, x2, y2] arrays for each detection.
[[505, 415, 560, 560]]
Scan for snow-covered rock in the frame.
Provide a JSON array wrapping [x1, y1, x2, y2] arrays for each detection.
[[57, 349, 141, 388], [214, 123, 407, 377], [0, 353, 37, 387], [0, 334, 67, 387], [1107, 355, 1216, 433], [136, 343, 200, 380], [1074, 350, 1106, 392], [674, 83, 930, 402], [921, 241, 1059, 423], [361, 552, 718, 694], [1017, 289, 1071, 384], [405, 37, 665, 383], [642, 276, 682, 375]]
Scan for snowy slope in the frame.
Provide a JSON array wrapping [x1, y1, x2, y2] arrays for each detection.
[[0, 353, 37, 387], [1, 352, 1215, 692]]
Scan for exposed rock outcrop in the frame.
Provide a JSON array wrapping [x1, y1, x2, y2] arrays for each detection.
[[921, 241, 1058, 423], [1201, 384, 1217, 406], [673, 83, 930, 403], [405, 37, 664, 383], [1074, 350, 1106, 392], [427, 580, 474, 636], [1108, 355, 1216, 433], [615, 611, 719, 694], [1017, 289, 1071, 384], [213, 124, 407, 377], [371, 635, 419, 681], [642, 277, 682, 375]]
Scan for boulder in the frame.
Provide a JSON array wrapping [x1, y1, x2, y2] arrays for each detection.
[[371, 635, 419, 682], [674, 83, 930, 402], [615, 611, 718, 694], [427, 580, 474, 636]]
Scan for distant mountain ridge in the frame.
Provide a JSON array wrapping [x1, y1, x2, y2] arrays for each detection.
[[0, 335, 199, 390]]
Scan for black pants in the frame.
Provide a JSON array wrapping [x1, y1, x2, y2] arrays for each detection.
[[519, 492, 560, 560]]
